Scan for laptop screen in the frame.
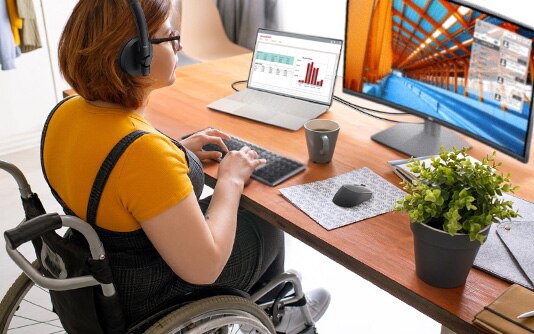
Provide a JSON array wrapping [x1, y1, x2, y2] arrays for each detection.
[[248, 29, 343, 105]]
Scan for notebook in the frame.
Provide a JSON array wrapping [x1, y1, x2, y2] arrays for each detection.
[[474, 284, 534, 334], [208, 29, 343, 131]]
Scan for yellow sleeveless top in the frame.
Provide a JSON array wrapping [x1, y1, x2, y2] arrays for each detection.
[[42, 96, 192, 232]]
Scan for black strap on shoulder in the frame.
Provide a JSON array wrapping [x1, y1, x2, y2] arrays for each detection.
[[40, 96, 78, 216], [40, 96, 149, 225], [86, 130, 148, 226]]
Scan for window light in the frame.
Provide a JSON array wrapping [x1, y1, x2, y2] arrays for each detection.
[[458, 6, 471, 16], [462, 38, 473, 45], [442, 16, 457, 29]]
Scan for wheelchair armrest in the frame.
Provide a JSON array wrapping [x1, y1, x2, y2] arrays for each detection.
[[4, 213, 62, 249]]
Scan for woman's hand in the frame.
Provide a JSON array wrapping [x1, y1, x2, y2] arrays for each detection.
[[180, 128, 231, 160], [217, 146, 266, 190]]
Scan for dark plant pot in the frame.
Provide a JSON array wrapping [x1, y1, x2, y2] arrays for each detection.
[[410, 222, 491, 288]]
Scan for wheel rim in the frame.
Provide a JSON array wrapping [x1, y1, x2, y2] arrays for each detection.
[[189, 315, 270, 334], [1, 280, 65, 334], [169, 309, 271, 334]]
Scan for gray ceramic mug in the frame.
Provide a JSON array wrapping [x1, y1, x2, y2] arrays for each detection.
[[304, 119, 340, 163]]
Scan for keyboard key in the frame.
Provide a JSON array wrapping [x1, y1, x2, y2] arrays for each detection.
[[201, 132, 305, 186]]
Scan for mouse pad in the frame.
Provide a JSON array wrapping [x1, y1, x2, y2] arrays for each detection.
[[279, 167, 406, 230]]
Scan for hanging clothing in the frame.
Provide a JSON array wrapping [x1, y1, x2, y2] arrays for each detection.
[[6, 0, 22, 46], [16, 0, 41, 53], [217, 0, 279, 50], [0, 0, 19, 70]]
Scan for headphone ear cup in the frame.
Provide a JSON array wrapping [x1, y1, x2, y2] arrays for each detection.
[[119, 38, 143, 76]]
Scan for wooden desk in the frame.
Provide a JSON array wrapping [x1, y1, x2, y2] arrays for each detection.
[[144, 54, 534, 333]]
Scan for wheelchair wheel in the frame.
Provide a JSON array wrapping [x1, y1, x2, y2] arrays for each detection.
[[0, 261, 65, 334], [145, 295, 276, 334]]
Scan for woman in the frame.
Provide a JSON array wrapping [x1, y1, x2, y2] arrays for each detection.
[[42, 0, 329, 332]]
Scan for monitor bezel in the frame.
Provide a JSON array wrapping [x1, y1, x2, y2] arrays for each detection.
[[342, 0, 534, 162], [247, 28, 343, 107]]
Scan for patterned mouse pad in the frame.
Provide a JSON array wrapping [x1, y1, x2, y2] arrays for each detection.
[[279, 167, 406, 230]]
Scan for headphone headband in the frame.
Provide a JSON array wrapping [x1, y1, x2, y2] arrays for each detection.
[[119, 0, 153, 76]]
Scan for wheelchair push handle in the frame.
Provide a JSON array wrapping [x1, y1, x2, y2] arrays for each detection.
[[4, 213, 62, 249], [0, 160, 33, 199], [4, 214, 117, 297]]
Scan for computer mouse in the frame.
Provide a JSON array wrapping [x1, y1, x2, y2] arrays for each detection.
[[332, 184, 372, 207]]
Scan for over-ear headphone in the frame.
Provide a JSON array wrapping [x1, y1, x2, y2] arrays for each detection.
[[119, 0, 153, 76]]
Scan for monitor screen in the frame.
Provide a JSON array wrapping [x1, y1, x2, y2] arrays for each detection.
[[249, 29, 343, 105], [343, 0, 534, 162]]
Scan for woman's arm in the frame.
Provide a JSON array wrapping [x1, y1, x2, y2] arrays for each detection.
[[141, 146, 265, 285]]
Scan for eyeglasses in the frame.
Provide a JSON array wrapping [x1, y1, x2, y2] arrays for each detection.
[[150, 30, 181, 53]]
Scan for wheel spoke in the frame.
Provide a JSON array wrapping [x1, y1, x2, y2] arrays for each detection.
[[47, 330, 67, 334], [1, 261, 65, 333], [22, 298, 54, 312], [36, 285, 50, 294], [10, 314, 62, 330]]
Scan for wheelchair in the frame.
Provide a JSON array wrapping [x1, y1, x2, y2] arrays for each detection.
[[0, 160, 317, 334]]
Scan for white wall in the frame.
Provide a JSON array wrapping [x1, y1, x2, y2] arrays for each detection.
[[0, 0, 53, 156], [0, 0, 75, 156], [277, 0, 347, 39], [40, 0, 77, 101], [277, 0, 347, 76]]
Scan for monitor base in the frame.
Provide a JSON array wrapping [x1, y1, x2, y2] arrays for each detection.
[[371, 121, 470, 157]]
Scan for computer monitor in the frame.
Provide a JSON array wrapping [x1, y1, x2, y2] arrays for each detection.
[[343, 0, 534, 162]]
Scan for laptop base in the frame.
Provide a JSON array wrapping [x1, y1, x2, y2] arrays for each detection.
[[208, 88, 329, 131]]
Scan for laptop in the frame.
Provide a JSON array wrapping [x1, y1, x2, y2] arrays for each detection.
[[207, 29, 343, 131]]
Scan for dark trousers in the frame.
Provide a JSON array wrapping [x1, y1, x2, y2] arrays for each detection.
[[198, 197, 285, 297], [90, 197, 286, 325]]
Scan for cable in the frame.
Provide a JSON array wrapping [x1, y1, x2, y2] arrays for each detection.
[[333, 95, 408, 115], [333, 96, 422, 124], [229, 80, 420, 124], [231, 80, 248, 92]]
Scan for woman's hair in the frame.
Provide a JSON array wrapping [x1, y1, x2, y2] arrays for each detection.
[[59, 0, 171, 109]]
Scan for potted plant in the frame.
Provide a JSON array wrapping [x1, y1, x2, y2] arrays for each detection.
[[395, 147, 519, 288]]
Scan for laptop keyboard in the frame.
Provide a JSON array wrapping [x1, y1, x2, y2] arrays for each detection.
[[231, 89, 328, 119], [201, 134, 305, 187]]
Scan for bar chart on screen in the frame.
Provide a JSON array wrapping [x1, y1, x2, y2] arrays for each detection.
[[249, 31, 341, 103], [298, 59, 325, 87], [251, 50, 336, 99]]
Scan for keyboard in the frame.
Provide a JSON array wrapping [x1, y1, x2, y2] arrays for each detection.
[[201, 134, 305, 187]]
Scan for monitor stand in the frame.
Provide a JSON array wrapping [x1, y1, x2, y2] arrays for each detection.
[[371, 120, 470, 157]]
